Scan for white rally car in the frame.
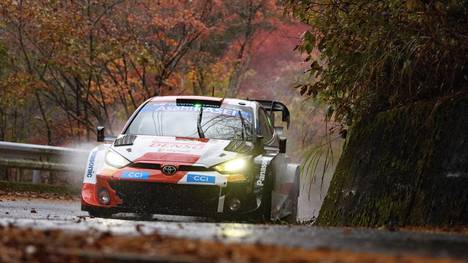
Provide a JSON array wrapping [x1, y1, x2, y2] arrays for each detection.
[[82, 96, 300, 222]]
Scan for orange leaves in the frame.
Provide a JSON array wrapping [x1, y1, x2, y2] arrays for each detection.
[[0, 0, 302, 142], [0, 72, 42, 106]]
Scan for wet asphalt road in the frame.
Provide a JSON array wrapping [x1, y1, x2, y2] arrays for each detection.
[[0, 198, 468, 261]]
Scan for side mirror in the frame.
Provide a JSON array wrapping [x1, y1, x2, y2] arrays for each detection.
[[279, 136, 287, 154], [97, 126, 105, 142]]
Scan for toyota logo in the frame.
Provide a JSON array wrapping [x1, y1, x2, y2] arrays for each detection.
[[161, 165, 177, 176]]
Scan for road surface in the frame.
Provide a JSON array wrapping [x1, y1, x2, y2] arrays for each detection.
[[0, 198, 467, 261]]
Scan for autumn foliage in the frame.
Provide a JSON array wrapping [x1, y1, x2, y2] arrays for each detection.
[[0, 0, 313, 146], [287, 0, 468, 125]]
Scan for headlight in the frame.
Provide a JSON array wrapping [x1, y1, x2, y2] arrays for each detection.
[[213, 157, 250, 174], [105, 150, 130, 168]]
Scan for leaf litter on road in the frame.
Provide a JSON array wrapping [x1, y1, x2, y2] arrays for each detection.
[[0, 225, 465, 263]]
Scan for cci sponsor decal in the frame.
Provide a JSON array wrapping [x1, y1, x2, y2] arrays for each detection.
[[187, 174, 215, 184], [121, 171, 150, 180], [86, 151, 97, 178]]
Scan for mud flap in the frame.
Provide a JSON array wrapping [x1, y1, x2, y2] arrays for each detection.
[[271, 157, 300, 221]]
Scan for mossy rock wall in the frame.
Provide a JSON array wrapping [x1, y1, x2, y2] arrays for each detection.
[[317, 96, 468, 226]]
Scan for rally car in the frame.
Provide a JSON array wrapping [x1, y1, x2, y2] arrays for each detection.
[[81, 96, 300, 222]]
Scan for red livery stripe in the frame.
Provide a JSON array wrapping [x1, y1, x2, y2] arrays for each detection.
[[134, 152, 200, 165]]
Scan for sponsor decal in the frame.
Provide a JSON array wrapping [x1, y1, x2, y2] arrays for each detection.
[[256, 158, 269, 186], [150, 142, 205, 150], [86, 151, 97, 178], [187, 173, 216, 184], [121, 171, 150, 180]]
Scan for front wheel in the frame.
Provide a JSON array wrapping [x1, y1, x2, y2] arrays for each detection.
[[246, 177, 273, 223], [136, 212, 153, 221], [87, 209, 113, 219]]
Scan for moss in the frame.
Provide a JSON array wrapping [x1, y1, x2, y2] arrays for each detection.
[[317, 96, 468, 227]]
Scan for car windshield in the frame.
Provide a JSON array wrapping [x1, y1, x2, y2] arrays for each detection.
[[125, 102, 254, 141]]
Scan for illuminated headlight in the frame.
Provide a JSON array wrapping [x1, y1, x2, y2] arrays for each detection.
[[213, 157, 250, 174], [105, 150, 130, 168]]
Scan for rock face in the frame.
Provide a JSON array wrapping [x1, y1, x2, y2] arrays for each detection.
[[317, 96, 468, 227]]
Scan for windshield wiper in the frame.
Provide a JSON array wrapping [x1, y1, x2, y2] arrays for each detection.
[[197, 106, 205, 138], [238, 110, 246, 141]]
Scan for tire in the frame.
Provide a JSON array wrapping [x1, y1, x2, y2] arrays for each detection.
[[284, 195, 298, 224], [258, 187, 273, 222], [284, 177, 299, 224], [247, 174, 273, 223], [136, 213, 153, 221], [87, 209, 113, 219]]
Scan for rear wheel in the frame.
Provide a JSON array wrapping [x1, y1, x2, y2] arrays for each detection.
[[284, 195, 298, 224]]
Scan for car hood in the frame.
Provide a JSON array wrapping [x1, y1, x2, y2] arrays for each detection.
[[110, 135, 254, 167]]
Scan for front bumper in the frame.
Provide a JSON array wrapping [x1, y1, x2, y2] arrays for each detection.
[[82, 176, 259, 216]]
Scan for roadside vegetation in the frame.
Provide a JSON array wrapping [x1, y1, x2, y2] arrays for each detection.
[[287, 0, 467, 125], [0, 180, 79, 197], [286, 0, 468, 227]]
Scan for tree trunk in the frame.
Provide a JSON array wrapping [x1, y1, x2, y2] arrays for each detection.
[[34, 92, 52, 145], [227, 66, 243, 97], [317, 95, 468, 227]]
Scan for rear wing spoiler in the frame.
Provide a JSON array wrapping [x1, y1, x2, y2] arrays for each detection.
[[252, 100, 290, 128], [176, 97, 223, 108]]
